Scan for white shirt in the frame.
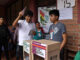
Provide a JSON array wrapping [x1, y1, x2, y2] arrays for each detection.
[[18, 20, 35, 46]]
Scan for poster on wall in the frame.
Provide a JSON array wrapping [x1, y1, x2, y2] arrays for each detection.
[[57, 0, 75, 9], [38, 7, 56, 33]]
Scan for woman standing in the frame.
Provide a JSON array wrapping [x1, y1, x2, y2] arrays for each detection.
[[33, 22, 44, 40]]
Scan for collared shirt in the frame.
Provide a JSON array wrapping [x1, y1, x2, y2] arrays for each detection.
[[18, 20, 35, 46]]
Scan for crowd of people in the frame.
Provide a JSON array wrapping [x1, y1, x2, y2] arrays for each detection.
[[0, 9, 67, 60]]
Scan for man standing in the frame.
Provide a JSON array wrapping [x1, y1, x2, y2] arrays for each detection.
[[49, 9, 67, 60], [0, 17, 11, 60], [12, 9, 35, 60]]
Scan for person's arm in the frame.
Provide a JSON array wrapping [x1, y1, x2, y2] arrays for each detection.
[[41, 27, 45, 34], [60, 33, 67, 50], [60, 24, 67, 50], [12, 11, 23, 27], [6, 26, 12, 43]]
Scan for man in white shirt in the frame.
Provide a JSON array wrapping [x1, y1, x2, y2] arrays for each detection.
[[12, 10, 35, 60]]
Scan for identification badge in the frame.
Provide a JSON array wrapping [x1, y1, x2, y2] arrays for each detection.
[[50, 30, 54, 40]]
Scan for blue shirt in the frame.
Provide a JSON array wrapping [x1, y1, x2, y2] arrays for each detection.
[[49, 22, 66, 42]]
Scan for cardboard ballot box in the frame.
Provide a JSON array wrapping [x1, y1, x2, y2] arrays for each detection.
[[32, 40, 60, 60], [23, 40, 34, 60], [23, 40, 60, 60]]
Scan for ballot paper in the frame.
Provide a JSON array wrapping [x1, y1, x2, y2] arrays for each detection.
[[22, 7, 26, 15]]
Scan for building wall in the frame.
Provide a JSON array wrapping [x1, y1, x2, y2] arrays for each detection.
[[0, 6, 5, 17], [59, 0, 80, 59], [6, 0, 37, 25], [29, 0, 37, 22]]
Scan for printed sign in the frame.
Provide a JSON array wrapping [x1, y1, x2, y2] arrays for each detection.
[[57, 0, 75, 9], [23, 41, 30, 54], [32, 41, 46, 58]]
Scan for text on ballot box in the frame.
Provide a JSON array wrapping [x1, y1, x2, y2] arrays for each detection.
[[23, 41, 30, 54], [23, 40, 34, 60], [32, 41, 46, 58]]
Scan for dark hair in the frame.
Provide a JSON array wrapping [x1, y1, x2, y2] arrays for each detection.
[[49, 9, 59, 17], [0, 17, 4, 19], [0, 17, 4, 21], [0, 17, 7, 25], [24, 10, 33, 17]]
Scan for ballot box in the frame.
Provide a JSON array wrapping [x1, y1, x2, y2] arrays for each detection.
[[23, 40, 33, 60], [23, 40, 60, 60], [32, 40, 60, 60]]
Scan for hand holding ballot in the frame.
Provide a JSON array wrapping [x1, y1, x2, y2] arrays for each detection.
[[32, 31, 36, 35], [18, 11, 23, 17]]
